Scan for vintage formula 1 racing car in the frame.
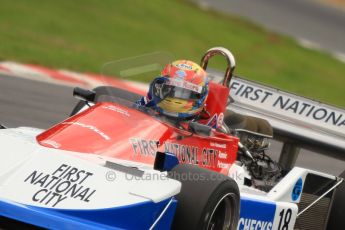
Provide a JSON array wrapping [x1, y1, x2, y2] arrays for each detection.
[[0, 47, 344, 230]]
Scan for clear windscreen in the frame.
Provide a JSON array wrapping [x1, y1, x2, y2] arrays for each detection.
[[101, 52, 174, 83]]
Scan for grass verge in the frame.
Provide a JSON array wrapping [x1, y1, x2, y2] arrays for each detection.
[[0, 0, 344, 107]]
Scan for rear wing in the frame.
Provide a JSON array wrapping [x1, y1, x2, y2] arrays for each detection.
[[208, 70, 345, 158]]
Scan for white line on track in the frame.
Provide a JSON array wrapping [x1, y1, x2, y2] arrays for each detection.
[[296, 37, 345, 64]]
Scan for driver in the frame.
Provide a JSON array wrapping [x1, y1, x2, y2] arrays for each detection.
[[137, 60, 209, 121]]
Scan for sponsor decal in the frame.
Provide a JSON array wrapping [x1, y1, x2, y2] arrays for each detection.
[[166, 78, 203, 93], [238, 218, 272, 230], [230, 81, 273, 104], [272, 97, 345, 127], [238, 197, 276, 230], [230, 80, 345, 132], [217, 112, 224, 128], [175, 69, 186, 79], [292, 177, 303, 201], [130, 139, 225, 169], [175, 63, 193, 70], [102, 105, 130, 117], [24, 164, 96, 207], [217, 161, 229, 169], [207, 113, 224, 129], [210, 142, 227, 149], [218, 151, 228, 159], [201, 148, 218, 167], [164, 142, 199, 165], [62, 122, 110, 140], [130, 138, 159, 156], [164, 142, 219, 168], [207, 114, 218, 129]]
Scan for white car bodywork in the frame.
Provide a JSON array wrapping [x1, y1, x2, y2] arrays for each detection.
[[228, 162, 339, 230], [0, 127, 181, 229], [0, 126, 341, 230]]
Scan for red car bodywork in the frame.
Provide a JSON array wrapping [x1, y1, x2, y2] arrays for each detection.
[[37, 82, 239, 176]]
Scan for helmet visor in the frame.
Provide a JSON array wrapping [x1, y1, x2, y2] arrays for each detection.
[[158, 77, 203, 100], [160, 85, 201, 100]]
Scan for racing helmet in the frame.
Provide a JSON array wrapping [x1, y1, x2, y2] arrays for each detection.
[[150, 60, 209, 118]]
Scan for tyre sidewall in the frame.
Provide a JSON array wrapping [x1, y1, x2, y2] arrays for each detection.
[[169, 164, 239, 230]]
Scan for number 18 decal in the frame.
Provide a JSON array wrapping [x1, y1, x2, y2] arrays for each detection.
[[278, 208, 292, 230]]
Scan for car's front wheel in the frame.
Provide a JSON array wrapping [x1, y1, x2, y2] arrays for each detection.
[[168, 164, 240, 230]]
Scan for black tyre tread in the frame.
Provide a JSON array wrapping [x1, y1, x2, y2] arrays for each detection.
[[168, 164, 239, 230]]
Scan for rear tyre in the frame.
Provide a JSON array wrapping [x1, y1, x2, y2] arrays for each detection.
[[327, 170, 345, 230], [168, 164, 240, 230], [70, 86, 142, 116]]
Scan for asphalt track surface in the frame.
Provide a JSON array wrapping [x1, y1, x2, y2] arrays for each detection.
[[0, 73, 76, 129], [0, 73, 344, 175], [195, 0, 345, 55]]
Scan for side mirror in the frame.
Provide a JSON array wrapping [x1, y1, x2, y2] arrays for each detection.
[[73, 87, 96, 102], [189, 121, 212, 136]]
